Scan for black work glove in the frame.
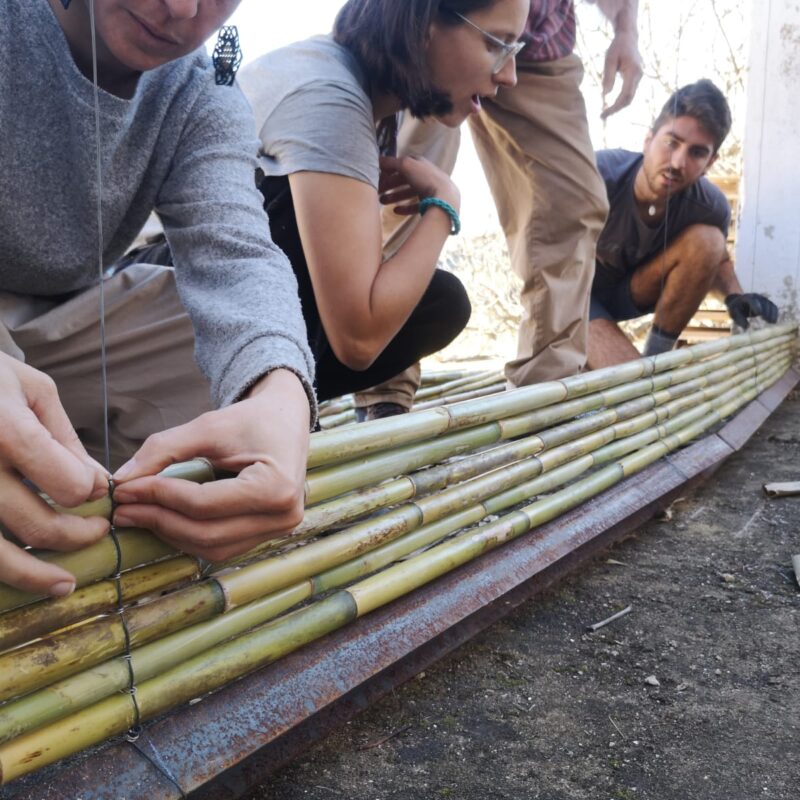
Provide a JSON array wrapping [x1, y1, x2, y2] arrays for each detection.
[[724, 293, 779, 329]]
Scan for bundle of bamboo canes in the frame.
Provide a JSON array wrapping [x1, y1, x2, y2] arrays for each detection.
[[0, 324, 795, 785]]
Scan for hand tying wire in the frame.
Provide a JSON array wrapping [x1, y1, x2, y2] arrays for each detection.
[[110, 369, 310, 563], [0, 353, 109, 597]]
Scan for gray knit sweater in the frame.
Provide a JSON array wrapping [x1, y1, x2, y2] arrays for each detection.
[[0, 0, 316, 414]]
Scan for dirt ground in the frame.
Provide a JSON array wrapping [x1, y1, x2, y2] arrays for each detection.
[[245, 389, 800, 800]]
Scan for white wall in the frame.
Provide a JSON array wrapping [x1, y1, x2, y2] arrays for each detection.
[[736, 0, 800, 317]]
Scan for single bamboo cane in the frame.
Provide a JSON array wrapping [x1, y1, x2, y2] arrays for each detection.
[[412, 381, 508, 411], [419, 368, 479, 386], [317, 368, 487, 421], [413, 369, 502, 402]]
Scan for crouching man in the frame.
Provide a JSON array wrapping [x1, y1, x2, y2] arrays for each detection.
[[587, 79, 778, 369]]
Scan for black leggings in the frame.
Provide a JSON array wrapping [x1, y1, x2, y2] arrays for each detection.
[[260, 175, 471, 402]]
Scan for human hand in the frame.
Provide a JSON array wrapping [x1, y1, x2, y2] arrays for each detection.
[[724, 293, 780, 329], [378, 155, 460, 217], [0, 353, 110, 597], [111, 369, 311, 562], [600, 30, 643, 119]]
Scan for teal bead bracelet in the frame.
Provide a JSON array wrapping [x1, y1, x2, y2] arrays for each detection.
[[419, 197, 461, 235]]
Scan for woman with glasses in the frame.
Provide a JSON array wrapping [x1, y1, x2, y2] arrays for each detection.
[[237, 0, 528, 412]]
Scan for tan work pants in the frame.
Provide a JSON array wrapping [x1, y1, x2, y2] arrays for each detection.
[[0, 263, 212, 468], [362, 53, 608, 401]]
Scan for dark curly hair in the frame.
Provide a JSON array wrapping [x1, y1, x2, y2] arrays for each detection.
[[333, 0, 497, 118], [651, 79, 732, 153]]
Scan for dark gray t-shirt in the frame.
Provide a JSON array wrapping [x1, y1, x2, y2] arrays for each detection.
[[593, 149, 730, 290], [0, 0, 315, 412], [238, 36, 380, 190]]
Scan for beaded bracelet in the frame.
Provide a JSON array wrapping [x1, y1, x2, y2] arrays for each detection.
[[419, 197, 461, 235]]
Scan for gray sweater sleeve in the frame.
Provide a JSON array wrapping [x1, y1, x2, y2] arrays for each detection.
[[155, 78, 317, 421]]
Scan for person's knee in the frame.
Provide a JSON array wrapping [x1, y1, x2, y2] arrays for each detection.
[[435, 271, 471, 344], [676, 225, 727, 274], [447, 272, 472, 337], [588, 317, 622, 338]]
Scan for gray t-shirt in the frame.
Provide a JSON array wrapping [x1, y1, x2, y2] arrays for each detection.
[[593, 149, 731, 290], [0, 0, 315, 413], [238, 36, 380, 190]]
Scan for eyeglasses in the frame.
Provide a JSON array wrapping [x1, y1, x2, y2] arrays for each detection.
[[451, 11, 526, 75]]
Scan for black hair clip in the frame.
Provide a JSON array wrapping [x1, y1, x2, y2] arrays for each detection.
[[212, 26, 243, 87]]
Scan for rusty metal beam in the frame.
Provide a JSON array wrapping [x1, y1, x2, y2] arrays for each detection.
[[4, 367, 797, 800]]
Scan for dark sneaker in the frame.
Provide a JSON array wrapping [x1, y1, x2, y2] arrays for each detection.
[[354, 402, 409, 422]]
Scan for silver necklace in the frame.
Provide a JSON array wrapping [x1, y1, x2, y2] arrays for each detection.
[[647, 203, 657, 217]]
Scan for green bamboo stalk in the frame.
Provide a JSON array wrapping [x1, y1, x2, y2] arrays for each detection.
[[226, 339, 793, 568], [0, 555, 199, 653], [318, 408, 357, 429], [420, 368, 482, 386], [0, 356, 782, 768], [0, 579, 226, 703], [319, 395, 355, 417], [222, 352, 777, 605], [307, 324, 796, 469], [304, 338, 792, 505], [2, 356, 788, 741], [0, 583, 312, 745], [413, 370, 502, 402], [7, 350, 758, 700], [412, 381, 507, 411], [317, 369, 488, 422], [0, 529, 177, 615]]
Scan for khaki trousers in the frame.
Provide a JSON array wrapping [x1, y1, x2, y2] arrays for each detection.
[[362, 53, 608, 401], [0, 263, 212, 468]]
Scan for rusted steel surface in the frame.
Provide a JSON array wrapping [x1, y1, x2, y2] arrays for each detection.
[[3, 368, 797, 800]]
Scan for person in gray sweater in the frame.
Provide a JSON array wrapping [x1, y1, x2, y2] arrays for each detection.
[[0, 0, 316, 598]]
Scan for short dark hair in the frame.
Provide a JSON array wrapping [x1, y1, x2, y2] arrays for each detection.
[[333, 0, 495, 118], [651, 79, 732, 153]]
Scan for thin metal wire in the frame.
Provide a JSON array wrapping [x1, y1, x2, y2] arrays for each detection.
[[88, 0, 111, 473], [130, 737, 188, 798], [86, 9, 188, 795]]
